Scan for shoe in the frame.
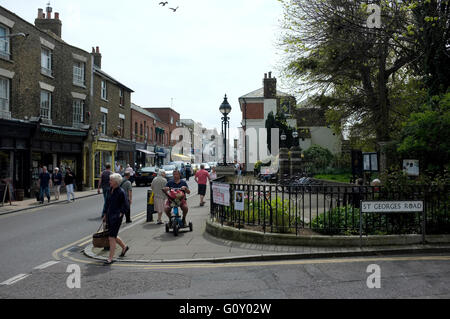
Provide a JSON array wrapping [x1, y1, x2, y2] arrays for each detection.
[[104, 259, 114, 265], [157, 221, 163, 225], [119, 246, 129, 257], [126, 220, 132, 224]]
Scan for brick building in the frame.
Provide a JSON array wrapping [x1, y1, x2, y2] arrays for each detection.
[[238, 72, 297, 172], [0, 4, 135, 194], [0, 5, 92, 196], [86, 47, 133, 188], [131, 103, 171, 167]]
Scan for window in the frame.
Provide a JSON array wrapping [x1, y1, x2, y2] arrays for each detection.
[[72, 99, 84, 126], [0, 77, 9, 113], [140, 123, 143, 137], [0, 25, 10, 59], [134, 122, 138, 137], [41, 47, 53, 77], [73, 61, 85, 86], [119, 88, 124, 106], [101, 113, 107, 134], [40, 90, 52, 120], [171, 116, 174, 124], [101, 80, 107, 100], [119, 118, 125, 137]]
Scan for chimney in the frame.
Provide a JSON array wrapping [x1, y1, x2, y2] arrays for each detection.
[[34, 5, 62, 38], [263, 72, 277, 99], [92, 46, 102, 68]]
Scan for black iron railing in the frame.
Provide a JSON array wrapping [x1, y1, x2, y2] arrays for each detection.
[[210, 181, 449, 236]]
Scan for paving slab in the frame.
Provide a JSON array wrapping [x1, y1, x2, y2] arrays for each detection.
[[83, 189, 450, 263]]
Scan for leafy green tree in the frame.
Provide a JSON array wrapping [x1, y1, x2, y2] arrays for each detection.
[[397, 92, 450, 172], [265, 111, 295, 152]]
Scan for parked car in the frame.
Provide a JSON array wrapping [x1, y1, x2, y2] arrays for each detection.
[[162, 164, 176, 180], [168, 161, 186, 178], [201, 163, 211, 172], [135, 166, 158, 187], [208, 162, 218, 168]]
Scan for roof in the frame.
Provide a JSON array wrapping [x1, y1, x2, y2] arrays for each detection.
[[239, 87, 292, 100], [94, 66, 134, 92], [131, 103, 162, 122]]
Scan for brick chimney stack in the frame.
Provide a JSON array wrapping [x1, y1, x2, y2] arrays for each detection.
[[92, 46, 102, 69], [263, 72, 277, 99], [35, 6, 62, 38]]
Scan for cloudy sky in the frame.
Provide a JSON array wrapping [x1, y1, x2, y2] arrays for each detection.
[[3, 0, 287, 138]]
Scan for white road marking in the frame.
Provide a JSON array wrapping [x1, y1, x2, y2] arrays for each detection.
[[1, 273, 31, 286], [33, 261, 60, 270]]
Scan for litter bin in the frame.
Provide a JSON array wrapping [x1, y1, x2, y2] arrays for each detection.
[[147, 189, 154, 222]]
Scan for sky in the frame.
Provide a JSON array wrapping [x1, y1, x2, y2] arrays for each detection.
[[2, 0, 287, 139]]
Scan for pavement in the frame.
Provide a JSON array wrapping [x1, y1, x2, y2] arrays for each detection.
[[0, 188, 100, 216], [84, 188, 450, 263]]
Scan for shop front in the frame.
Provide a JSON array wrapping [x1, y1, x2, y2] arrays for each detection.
[[0, 119, 34, 198], [155, 146, 168, 167], [31, 125, 87, 195], [116, 139, 135, 171], [91, 139, 117, 189]]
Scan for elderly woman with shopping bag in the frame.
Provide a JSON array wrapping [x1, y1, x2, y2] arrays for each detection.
[[151, 170, 167, 225], [102, 173, 130, 265]]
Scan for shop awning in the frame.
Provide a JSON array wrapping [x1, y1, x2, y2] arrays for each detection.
[[172, 153, 191, 162], [137, 149, 156, 156], [40, 126, 88, 137]]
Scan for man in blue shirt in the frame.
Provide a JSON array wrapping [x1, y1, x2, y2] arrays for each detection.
[[163, 170, 190, 225], [39, 166, 52, 204]]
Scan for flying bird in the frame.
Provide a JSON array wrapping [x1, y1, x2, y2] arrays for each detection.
[[169, 6, 179, 12], [159, 2, 168, 6]]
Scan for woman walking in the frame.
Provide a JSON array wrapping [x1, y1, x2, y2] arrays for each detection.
[[151, 170, 167, 224], [103, 173, 130, 265]]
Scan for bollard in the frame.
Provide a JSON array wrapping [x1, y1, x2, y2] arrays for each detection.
[[147, 189, 154, 222]]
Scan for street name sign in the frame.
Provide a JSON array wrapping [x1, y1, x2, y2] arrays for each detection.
[[361, 201, 424, 213]]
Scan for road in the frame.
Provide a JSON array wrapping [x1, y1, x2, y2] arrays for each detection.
[[0, 179, 449, 299]]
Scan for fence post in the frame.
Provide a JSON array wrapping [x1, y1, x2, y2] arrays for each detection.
[[422, 201, 426, 244]]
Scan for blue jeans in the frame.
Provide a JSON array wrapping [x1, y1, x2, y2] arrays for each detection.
[[102, 187, 110, 217], [40, 186, 50, 202]]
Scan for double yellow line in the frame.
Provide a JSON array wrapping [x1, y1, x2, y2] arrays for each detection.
[[52, 210, 147, 260], [62, 253, 450, 271]]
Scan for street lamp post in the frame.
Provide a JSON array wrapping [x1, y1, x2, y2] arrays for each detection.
[[219, 94, 232, 166], [280, 131, 287, 149], [292, 130, 299, 147]]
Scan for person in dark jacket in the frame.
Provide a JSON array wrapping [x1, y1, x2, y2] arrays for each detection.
[[52, 167, 62, 200], [64, 167, 76, 202], [102, 173, 130, 265]]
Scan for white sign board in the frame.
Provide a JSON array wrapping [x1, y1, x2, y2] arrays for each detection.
[[234, 191, 245, 211], [212, 183, 230, 207], [361, 201, 424, 213], [403, 160, 419, 176]]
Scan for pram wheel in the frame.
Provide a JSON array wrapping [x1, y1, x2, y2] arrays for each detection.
[[173, 223, 179, 236], [189, 222, 193, 232]]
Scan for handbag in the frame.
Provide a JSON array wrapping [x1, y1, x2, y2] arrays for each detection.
[[92, 222, 110, 248]]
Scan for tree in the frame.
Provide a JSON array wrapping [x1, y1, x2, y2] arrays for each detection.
[[278, 0, 433, 144], [265, 111, 295, 153], [397, 92, 450, 172]]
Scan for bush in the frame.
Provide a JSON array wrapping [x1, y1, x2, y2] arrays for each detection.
[[303, 145, 334, 173]]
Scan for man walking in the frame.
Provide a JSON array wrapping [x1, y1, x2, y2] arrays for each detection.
[[120, 172, 133, 224], [52, 167, 62, 200], [38, 166, 52, 204], [195, 164, 210, 207], [64, 167, 76, 202], [98, 164, 113, 217]]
